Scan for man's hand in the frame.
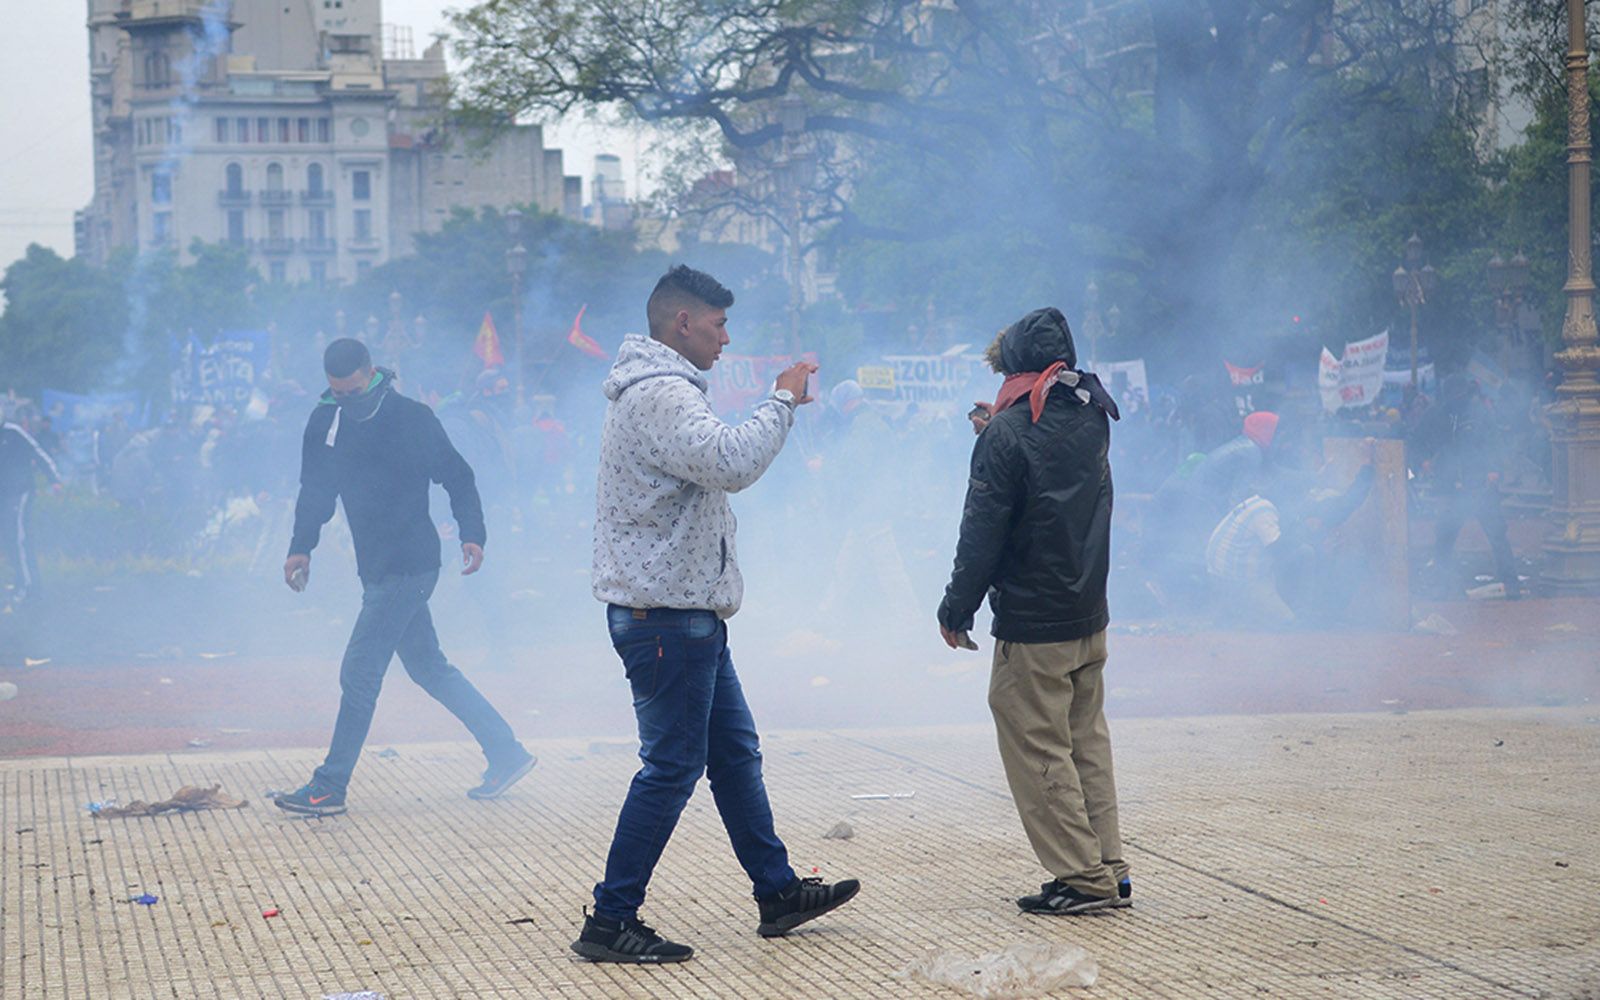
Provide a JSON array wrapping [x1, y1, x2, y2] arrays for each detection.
[[939, 625, 979, 650], [461, 542, 484, 576], [284, 554, 310, 592], [968, 402, 993, 436], [775, 361, 819, 405]]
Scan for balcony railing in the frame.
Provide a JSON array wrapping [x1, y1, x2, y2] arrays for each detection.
[[217, 189, 251, 206], [300, 237, 337, 254], [258, 236, 295, 254], [347, 234, 379, 249], [300, 189, 333, 205], [260, 189, 294, 205]]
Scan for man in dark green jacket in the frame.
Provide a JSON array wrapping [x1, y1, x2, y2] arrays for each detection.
[[937, 307, 1130, 916], [275, 338, 534, 816]]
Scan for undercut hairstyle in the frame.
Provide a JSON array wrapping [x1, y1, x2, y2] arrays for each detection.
[[647, 264, 734, 338], [323, 337, 372, 378]]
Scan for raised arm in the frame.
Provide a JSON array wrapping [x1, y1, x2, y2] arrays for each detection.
[[633, 379, 795, 494]]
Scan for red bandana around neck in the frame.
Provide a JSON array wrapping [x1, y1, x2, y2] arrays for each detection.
[[992, 361, 1069, 423]]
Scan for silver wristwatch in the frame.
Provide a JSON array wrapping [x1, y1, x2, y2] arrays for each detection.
[[772, 388, 798, 409]]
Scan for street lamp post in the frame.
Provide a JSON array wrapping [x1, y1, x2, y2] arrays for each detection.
[[1391, 233, 1438, 389], [504, 208, 528, 407], [1487, 251, 1538, 374], [1543, 0, 1600, 592]]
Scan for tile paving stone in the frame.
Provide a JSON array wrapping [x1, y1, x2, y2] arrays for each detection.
[[1, 707, 1596, 998]]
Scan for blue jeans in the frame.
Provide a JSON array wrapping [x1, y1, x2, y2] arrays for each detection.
[[312, 569, 523, 793], [593, 605, 795, 921]]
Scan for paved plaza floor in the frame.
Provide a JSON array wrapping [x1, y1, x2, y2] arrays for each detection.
[[1, 707, 1596, 999]]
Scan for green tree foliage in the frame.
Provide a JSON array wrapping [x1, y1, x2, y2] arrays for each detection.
[[0, 245, 128, 396], [448, 0, 1488, 360]]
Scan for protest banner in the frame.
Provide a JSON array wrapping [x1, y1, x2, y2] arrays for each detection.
[[1317, 330, 1389, 411], [1224, 361, 1264, 386], [171, 331, 271, 408], [1099, 359, 1150, 415], [706, 352, 818, 415], [876, 350, 984, 413]]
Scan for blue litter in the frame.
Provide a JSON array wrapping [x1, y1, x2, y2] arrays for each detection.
[[133, 893, 159, 906]]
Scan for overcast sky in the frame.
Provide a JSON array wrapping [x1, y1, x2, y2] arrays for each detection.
[[0, 0, 643, 278]]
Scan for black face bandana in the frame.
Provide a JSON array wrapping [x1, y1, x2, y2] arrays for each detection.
[[335, 368, 393, 421]]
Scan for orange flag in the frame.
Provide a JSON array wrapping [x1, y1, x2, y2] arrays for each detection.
[[473, 311, 504, 368], [567, 304, 607, 360]]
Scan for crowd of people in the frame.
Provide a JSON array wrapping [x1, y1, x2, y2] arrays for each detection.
[[0, 296, 1548, 626]]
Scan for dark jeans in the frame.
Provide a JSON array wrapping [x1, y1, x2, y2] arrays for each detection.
[[593, 605, 795, 921], [312, 568, 522, 794]]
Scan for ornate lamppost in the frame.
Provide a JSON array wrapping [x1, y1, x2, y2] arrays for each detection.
[[1391, 233, 1438, 389], [1543, 0, 1600, 592], [504, 208, 528, 407], [1487, 251, 1541, 375]]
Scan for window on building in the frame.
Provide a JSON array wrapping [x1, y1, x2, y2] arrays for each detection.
[[297, 117, 311, 142], [354, 209, 372, 241], [169, 118, 182, 145], [269, 261, 286, 283], [268, 209, 285, 240], [152, 211, 172, 244], [225, 162, 243, 196], [143, 51, 170, 88], [308, 208, 327, 240], [277, 117, 291, 143], [236, 117, 250, 143], [317, 118, 331, 143], [329, 34, 371, 55], [215, 117, 229, 143], [256, 117, 270, 143], [227, 210, 245, 244], [311, 260, 326, 285], [357, 260, 372, 279], [352, 170, 370, 201], [266, 162, 284, 192], [306, 163, 324, 197], [151, 171, 171, 205]]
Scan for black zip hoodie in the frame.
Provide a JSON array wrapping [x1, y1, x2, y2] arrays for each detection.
[[288, 373, 486, 583]]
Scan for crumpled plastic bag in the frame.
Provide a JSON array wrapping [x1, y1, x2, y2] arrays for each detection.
[[93, 785, 248, 818], [897, 941, 1097, 998]]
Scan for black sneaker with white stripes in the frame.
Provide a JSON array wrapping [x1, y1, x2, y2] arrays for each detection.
[[756, 876, 861, 938], [570, 912, 693, 964], [1016, 878, 1117, 915]]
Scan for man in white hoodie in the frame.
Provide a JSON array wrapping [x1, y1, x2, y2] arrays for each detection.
[[572, 265, 860, 964]]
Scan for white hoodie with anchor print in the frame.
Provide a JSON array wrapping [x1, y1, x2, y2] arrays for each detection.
[[592, 334, 796, 617]]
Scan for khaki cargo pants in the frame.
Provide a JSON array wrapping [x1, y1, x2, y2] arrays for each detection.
[[988, 630, 1128, 897]]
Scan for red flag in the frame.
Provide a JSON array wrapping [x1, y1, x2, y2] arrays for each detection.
[[566, 304, 607, 360], [473, 311, 504, 368]]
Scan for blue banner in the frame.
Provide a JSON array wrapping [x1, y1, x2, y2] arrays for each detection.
[[171, 330, 270, 407]]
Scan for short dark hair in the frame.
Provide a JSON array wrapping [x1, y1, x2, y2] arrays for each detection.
[[323, 338, 371, 377], [647, 264, 734, 337]]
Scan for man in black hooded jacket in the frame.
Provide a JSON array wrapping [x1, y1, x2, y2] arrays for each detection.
[[275, 338, 534, 816], [937, 307, 1131, 916]]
